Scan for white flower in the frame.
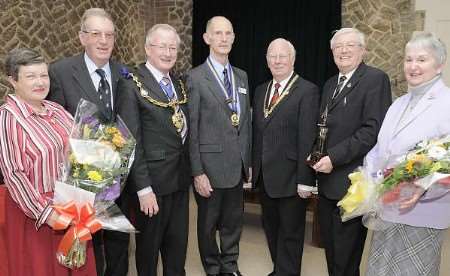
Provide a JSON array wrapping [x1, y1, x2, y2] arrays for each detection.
[[427, 146, 447, 160]]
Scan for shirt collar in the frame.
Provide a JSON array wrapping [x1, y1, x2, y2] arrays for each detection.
[[145, 61, 170, 83], [338, 67, 356, 83], [272, 71, 294, 91], [84, 52, 111, 78], [209, 55, 231, 78], [6, 94, 55, 118]]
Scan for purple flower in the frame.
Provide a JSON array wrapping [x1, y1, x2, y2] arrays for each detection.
[[120, 67, 131, 79]]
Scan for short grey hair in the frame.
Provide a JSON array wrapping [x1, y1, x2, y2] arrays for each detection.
[[5, 48, 45, 81], [145, 24, 181, 46], [406, 31, 447, 66], [80, 8, 114, 31], [267, 38, 297, 62], [330, 27, 366, 49]]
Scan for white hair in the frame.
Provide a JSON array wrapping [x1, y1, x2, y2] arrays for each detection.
[[330, 27, 366, 49]]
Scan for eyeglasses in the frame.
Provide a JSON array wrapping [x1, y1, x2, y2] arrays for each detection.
[[149, 44, 178, 53], [82, 30, 116, 40], [266, 54, 290, 61], [332, 42, 362, 51]]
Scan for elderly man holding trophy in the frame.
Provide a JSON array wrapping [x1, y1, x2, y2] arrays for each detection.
[[306, 27, 392, 276]]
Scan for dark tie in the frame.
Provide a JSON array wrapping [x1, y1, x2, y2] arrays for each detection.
[[269, 82, 281, 109], [332, 75, 347, 100], [160, 76, 175, 99], [95, 68, 112, 120], [223, 68, 236, 112]]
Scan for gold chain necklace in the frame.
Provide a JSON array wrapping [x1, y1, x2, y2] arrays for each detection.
[[129, 72, 188, 132], [263, 74, 299, 118]]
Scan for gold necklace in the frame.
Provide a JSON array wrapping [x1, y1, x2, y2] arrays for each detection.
[[263, 74, 299, 118], [129, 73, 188, 133]]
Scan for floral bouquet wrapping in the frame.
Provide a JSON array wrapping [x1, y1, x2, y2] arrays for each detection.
[[337, 167, 378, 222], [338, 135, 450, 224], [52, 99, 137, 269]]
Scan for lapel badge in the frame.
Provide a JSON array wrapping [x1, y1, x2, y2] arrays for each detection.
[[346, 82, 352, 88]]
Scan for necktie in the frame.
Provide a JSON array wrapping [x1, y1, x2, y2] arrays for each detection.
[[223, 68, 236, 112], [332, 75, 347, 100], [95, 69, 112, 120], [160, 76, 175, 100], [160, 77, 187, 143], [269, 82, 281, 109]]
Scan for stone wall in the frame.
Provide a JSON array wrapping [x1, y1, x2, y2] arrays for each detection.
[[0, 0, 192, 97], [342, 0, 423, 97], [0, 0, 425, 98]]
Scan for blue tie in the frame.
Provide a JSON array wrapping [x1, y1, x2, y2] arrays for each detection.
[[160, 76, 175, 99], [223, 68, 235, 112]]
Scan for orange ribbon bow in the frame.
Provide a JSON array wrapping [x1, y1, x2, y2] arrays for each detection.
[[52, 201, 102, 255]]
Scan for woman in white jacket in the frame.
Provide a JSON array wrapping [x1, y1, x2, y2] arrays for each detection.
[[365, 32, 450, 276]]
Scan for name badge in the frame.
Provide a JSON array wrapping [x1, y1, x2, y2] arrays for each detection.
[[238, 87, 247, 94]]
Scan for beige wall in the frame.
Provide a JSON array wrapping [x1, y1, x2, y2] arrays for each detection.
[[415, 0, 450, 86]]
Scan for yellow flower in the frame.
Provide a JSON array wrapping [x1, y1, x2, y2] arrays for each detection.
[[106, 127, 119, 135], [112, 133, 125, 148], [83, 125, 92, 138], [405, 160, 415, 173], [87, 171, 103, 182]]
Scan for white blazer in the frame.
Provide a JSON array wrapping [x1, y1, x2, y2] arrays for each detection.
[[365, 79, 450, 229]]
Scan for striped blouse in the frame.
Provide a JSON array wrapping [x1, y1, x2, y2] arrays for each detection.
[[0, 95, 73, 228]]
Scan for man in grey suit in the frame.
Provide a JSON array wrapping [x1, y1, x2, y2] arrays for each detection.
[[186, 16, 251, 276], [47, 8, 132, 276]]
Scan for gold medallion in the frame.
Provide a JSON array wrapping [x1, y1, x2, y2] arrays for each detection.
[[172, 109, 184, 133], [231, 112, 240, 127]]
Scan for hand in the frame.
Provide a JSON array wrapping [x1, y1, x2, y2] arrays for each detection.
[[399, 186, 425, 211], [46, 211, 59, 228], [138, 192, 159, 217], [312, 156, 333, 173], [297, 190, 312, 199], [194, 174, 213, 198]]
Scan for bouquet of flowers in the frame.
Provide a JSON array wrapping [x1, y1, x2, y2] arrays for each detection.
[[338, 135, 450, 223], [52, 99, 136, 269]]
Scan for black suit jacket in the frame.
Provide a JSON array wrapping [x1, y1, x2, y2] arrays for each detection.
[[116, 64, 192, 196], [318, 63, 392, 200], [47, 53, 122, 120], [252, 75, 319, 198]]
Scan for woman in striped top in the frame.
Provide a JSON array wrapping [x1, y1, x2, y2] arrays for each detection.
[[0, 48, 96, 276]]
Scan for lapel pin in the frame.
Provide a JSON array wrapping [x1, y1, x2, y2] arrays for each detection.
[[347, 83, 352, 88]]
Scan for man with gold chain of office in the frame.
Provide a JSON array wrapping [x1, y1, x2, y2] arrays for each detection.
[[116, 23, 191, 276]]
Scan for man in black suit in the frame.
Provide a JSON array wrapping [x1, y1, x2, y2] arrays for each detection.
[[116, 24, 191, 276], [47, 8, 130, 276], [186, 16, 251, 276], [308, 28, 392, 276], [252, 38, 319, 276]]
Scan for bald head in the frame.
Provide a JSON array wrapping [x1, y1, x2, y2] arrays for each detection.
[[266, 38, 296, 82], [203, 16, 235, 64], [206, 16, 233, 33]]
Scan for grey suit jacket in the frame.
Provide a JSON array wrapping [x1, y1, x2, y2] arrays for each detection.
[[186, 61, 251, 189], [47, 53, 122, 119]]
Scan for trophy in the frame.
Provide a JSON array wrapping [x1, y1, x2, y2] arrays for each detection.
[[307, 111, 329, 166]]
